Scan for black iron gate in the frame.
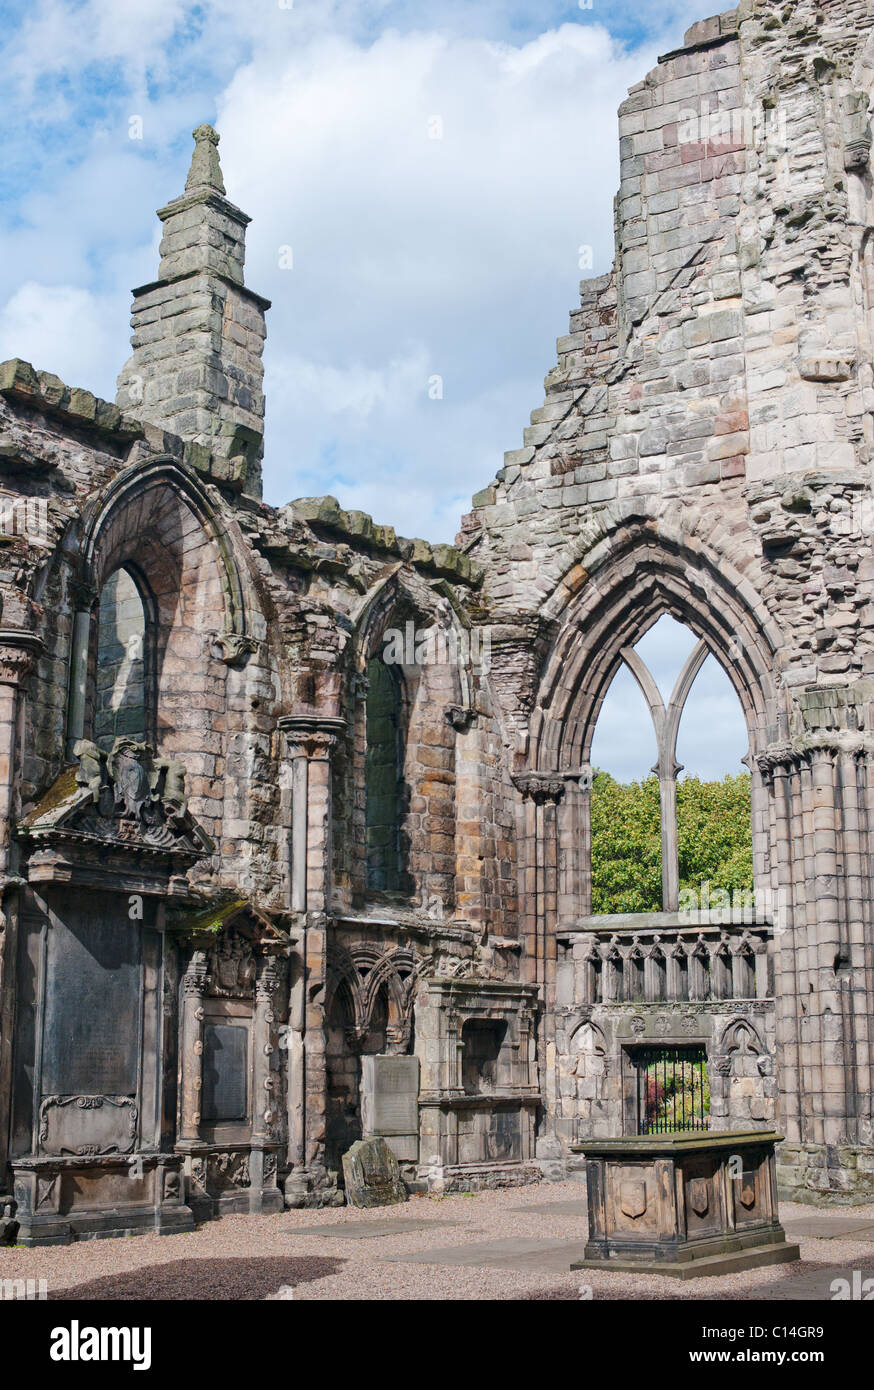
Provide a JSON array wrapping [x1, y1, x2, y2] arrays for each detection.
[[635, 1046, 709, 1135]]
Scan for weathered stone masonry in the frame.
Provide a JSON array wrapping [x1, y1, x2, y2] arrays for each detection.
[[2, 3, 874, 1242], [458, 0, 874, 1201]]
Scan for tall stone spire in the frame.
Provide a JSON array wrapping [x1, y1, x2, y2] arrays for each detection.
[[116, 124, 270, 499]]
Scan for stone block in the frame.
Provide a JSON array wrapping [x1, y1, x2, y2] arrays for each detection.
[[342, 1138, 408, 1208]]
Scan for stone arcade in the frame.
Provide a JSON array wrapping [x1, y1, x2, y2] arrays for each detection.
[[3, 2, 874, 1244]]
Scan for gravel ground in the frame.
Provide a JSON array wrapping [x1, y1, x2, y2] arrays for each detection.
[[3, 1183, 873, 1301]]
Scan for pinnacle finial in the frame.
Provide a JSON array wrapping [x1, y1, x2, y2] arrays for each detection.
[[186, 123, 226, 195]]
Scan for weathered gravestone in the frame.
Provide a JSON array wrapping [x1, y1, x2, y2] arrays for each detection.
[[361, 1055, 419, 1162], [342, 1137, 408, 1208]]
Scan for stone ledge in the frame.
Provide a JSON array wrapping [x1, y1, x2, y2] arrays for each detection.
[[659, 9, 739, 65], [571, 1242, 798, 1280], [130, 269, 272, 313], [0, 358, 143, 443], [288, 495, 482, 586]]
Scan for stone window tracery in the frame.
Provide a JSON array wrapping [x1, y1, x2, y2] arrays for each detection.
[[591, 617, 752, 916]]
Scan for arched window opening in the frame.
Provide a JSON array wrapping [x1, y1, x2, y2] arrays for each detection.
[[590, 665, 661, 914], [669, 946, 689, 1001], [690, 943, 712, 1001], [625, 950, 645, 1003], [676, 652, 753, 921], [364, 985, 389, 1054], [734, 943, 757, 999], [605, 947, 622, 1001], [94, 566, 153, 751], [365, 657, 407, 895], [589, 614, 752, 916]]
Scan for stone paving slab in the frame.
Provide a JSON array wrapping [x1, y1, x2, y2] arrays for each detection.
[[510, 1200, 589, 1216], [283, 1218, 463, 1239], [382, 1237, 590, 1272], [751, 1265, 874, 1301], [781, 1217, 874, 1240]]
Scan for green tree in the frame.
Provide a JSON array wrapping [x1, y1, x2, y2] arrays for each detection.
[[590, 770, 753, 915]]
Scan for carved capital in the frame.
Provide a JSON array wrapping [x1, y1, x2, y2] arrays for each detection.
[[278, 714, 346, 760], [0, 630, 43, 686], [512, 772, 567, 804], [183, 949, 210, 997], [69, 580, 98, 613]]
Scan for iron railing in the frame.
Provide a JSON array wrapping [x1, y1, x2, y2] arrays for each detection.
[[636, 1045, 709, 1135]]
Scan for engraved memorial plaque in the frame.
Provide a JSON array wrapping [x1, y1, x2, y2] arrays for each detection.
[[202, 1023, 249, 1122], [362, 1055, 419, 1135], [42, 912, 142, 1098]]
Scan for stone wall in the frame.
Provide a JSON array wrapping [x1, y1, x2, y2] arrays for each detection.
[[457, 0, 874, 1199], [6, 7, 874, 1222]]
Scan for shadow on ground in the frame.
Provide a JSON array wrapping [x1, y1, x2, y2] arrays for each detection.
[[48, 1256, 346, 1301]]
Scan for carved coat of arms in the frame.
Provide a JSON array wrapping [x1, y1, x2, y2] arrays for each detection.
[[619, 1178, 647, 1220]]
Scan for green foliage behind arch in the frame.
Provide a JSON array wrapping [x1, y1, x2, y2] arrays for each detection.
[[590, 770, 754, 916]]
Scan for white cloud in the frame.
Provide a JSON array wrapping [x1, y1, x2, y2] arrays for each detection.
[[267, 348, 431, 421], [0, 282, 123, 399], [211, 23, 657, 529]]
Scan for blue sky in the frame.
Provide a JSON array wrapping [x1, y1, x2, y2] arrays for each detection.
[[0, 0, 746, 777]]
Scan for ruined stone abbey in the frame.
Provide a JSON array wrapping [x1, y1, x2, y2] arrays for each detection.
[[2, 1, 874, 1243]]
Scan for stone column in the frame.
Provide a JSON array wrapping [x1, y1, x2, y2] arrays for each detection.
[[277, 714, 344, 1205], [177, 949, 209, 1152], [64, 585, 96, 759], [249, 954, 281, 1212], [764, 755, 802, 1146], [0, 630, 42, 1187], [285, 955, 306, 1170], [0, 632, 42, 876]]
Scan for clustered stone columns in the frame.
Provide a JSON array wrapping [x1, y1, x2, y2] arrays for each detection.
[[0, 629, 42, 1186], [513, 772, 566, 1159], [761, 737, 874, 1195], [278, 714, 345, 1203], [556, 767, 594, 919]]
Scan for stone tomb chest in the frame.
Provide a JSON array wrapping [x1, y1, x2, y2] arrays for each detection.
[[570, 1131, 800, 1279]]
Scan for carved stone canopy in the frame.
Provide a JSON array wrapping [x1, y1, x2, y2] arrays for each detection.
[[18, 738, 214, 867], [169, 897, 290, 959]]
